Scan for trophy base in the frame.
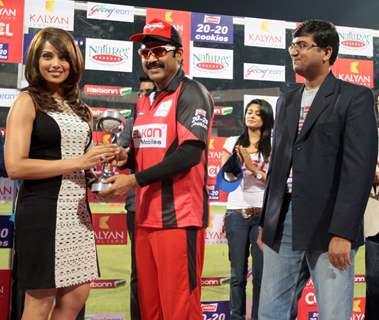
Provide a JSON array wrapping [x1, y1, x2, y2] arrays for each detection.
[[91, 181, 112, 193]]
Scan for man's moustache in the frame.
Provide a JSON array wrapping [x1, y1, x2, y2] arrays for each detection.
[[146, 62, 164, 69]]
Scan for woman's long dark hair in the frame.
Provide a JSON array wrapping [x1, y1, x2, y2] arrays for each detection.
[[235, 99, 274, 161], [22, 28, 90, 123]]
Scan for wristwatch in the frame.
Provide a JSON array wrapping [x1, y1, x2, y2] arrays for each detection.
[[256, 170, 263, 180]]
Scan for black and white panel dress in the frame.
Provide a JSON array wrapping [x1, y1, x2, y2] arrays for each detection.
[[15, 109, 98, 289]]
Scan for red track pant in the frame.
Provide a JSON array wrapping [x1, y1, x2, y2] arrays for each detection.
[[135, 226, 205, 320]]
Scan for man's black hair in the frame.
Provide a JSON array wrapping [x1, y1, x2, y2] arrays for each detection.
[[293, 20, 339, 65]]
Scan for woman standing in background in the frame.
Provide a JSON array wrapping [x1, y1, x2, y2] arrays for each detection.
[[222, 99, 273, 320]]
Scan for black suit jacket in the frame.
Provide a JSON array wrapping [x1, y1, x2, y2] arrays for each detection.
[[261, 73, 378, 251]]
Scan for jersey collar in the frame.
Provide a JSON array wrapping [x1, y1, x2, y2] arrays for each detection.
[[164, 68, 185, 92]]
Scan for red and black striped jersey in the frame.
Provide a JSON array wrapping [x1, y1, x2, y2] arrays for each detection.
[[132, 69, 214, 229]]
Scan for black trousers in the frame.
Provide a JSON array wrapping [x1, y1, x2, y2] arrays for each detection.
[[365, 233, 379, 319]]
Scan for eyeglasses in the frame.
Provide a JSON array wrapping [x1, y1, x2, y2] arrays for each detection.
[[288, 42, 319, 52], [138, 45, 176, 59]]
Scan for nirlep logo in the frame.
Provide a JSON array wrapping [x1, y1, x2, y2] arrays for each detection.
[[350, 61, 359, 74], [45, 0, 55, 13]]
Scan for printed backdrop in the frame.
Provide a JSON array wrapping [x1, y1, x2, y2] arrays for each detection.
[[0, 0, 377, 319]]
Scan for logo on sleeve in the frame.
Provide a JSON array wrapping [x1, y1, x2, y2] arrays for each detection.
[[191, 108, 209, 129], [132, 124, 167, 148]]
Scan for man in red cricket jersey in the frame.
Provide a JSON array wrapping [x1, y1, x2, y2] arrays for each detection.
[[100, 19, 214, 320]]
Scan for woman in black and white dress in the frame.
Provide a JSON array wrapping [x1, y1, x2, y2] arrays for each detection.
[[5, 28, 118, 319]]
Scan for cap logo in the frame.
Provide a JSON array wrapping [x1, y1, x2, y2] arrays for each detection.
[[144, 22, 165, 31]]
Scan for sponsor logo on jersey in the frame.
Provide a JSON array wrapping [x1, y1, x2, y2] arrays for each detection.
[[132, 124, 167, 148], [191, 108, 209, 129]]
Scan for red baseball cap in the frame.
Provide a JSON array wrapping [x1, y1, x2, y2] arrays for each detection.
[[129, 18, 182, 47]]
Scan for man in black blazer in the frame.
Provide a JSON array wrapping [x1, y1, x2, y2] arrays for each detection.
[[258, 20, 378, 320]]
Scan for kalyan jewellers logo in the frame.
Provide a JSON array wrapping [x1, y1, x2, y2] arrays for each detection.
[[247, 20, 283, 45], [334, 61, 372, 88], [0, 4, 16, 18]]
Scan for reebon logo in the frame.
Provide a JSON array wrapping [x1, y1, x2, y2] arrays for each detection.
[[83, 85, 132, 96]]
